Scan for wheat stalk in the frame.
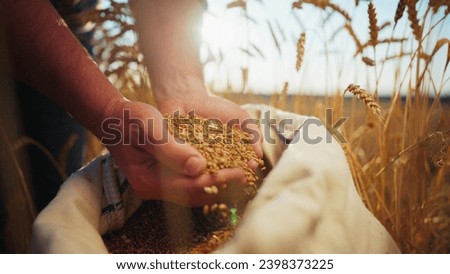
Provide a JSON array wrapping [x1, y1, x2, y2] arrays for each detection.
[[344, 84, 384, 121], [296, 32, 306, 71], [354, 38, 408, 56], [368, 2, 379, 47], [376, 130, 450, 177], [345, 23, 363, 55], [267, 20, 281, 55], [383, 51, 413, 62], [327, 2, 351, 21]]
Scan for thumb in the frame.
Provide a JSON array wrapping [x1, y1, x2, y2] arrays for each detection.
[[144, 108, 206, 176]]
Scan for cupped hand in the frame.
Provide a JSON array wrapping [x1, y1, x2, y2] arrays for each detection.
[[99, 99, 260, 206]]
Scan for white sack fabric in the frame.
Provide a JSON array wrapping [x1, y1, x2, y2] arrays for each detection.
[[29, 104, 400, 253]]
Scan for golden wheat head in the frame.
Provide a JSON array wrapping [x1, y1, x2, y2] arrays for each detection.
[[296, 32, 306, 71], [368, 2, 379, 46], [344, 84, 384, 122]]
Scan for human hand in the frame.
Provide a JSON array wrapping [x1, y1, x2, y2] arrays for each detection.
[[100, 99, 257, 206]]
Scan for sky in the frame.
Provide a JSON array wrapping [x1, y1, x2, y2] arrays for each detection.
[[200, 0, 450, 96]]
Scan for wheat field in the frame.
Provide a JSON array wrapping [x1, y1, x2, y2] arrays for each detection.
[[0, 0, 449, 253]]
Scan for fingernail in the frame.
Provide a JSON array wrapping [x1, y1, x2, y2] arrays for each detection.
[[184, 156, 205, 176]]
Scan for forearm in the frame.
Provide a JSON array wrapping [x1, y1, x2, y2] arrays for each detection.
[[1, 0, 125, 138], [130, 0, 207, 109]]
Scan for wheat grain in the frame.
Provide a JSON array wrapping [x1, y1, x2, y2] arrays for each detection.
[[218, 204, 228, 211], [296, 32, 306, 71], [368, 2, 379, 47], [210, 203, 218, 212], [344, 84, 384, 121], [202, 205, 209, 215]]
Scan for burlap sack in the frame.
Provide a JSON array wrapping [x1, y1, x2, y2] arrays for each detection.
[[29, 104, 400, 253]]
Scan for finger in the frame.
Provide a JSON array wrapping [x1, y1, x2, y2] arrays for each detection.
[[247, 158, 259, 171], [190, 169, 252, 206], [245, 122, 264, 158], [191, 168, 246, 188], [158, 166, 247, 206]]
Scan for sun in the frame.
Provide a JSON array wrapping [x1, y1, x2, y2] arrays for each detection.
[[201, 12, 240, 50]]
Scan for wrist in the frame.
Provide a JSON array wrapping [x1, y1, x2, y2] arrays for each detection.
[[151, 71, 209, 114]]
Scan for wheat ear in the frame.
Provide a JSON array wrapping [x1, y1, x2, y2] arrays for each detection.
[[296, 32, 306, 71], [394, 0, 406, 24], [344, 84, 384, 121], [368, 2, 378, 46], [407, 0, 422, 41]]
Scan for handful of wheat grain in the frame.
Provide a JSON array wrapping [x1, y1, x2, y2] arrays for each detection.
[[166, 113, 264, 216]]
